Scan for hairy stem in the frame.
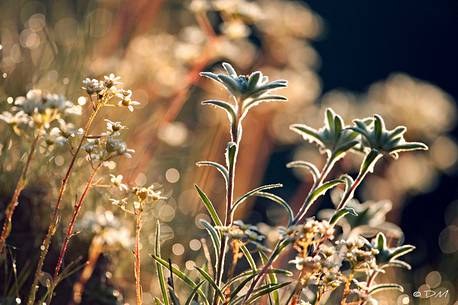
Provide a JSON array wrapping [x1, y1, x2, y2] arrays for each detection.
[[0, 134, 40, 253], [27, 104, 101, 305], [292, 156, 336, 225], [336, 150, 381, 211], [213, 116, 240, 305]]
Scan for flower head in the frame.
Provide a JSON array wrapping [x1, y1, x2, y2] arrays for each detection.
[[110, 174, 128, 192], [117, 96, 140, 112], [352, 114, 428, 159], [103, 73, 122, 89], [105, 119, 127, 135], [105, 137, 135, 158], [82, 78, 105, 95], [291, 108, 359, 159]]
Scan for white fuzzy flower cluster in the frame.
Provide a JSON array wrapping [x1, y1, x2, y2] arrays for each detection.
[[0, 89, 81, 136], [81, 74, 140, 112], [82, 135, 135, 165]]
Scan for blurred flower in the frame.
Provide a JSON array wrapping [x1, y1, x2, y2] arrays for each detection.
[[103, 73, 122, 89], [82, 78, 104, 95], [105, 119, 127, 135], [110, 174, 128, 191]]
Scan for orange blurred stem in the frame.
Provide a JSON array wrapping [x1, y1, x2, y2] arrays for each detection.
[[134, 209, 143, 305], [69, 236, 103, 305], [0, 134, 39, 253]]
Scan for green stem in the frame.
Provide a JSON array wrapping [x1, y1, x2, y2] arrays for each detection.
[[27, 104, 102, 305], [212, 114, 240, 305], [0, 134, 40, 254], [292, 156, 336, 225], [336, 150, 381, 211]]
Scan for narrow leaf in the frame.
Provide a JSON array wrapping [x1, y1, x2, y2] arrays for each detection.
[[155, 221, 170, 305], [248, 71, 262, 91], [330, 207, 358, 226], [388, 245, 415, 261], [252, 192, 294, 225], [259, 251, 279, 305], [222, 62, 238, 77], [184, 281, 204, 305], [200, 72, 221, 83], [286, 161, 319, 183], [218, 75, 240, 96], [239, 244, 257, 271], [168, 285, 182, 305], [196, 161, 229, 183], [290, 124, 324, 146], [309, 179, 343, 204], [374, 114, 384, 140], [369, 283, 404, 295], [232, 183, 283, 213], [225, 142, 237, 170], [375, 232, 387, 251], [200, 219, 221, 258], [383, 260, 412, 270], [202, 100, 237, 124], [195, 185, 222, 226], [195, 266, 225, 299], [151, 255, 209, 305], [245, 282, 291, 305]]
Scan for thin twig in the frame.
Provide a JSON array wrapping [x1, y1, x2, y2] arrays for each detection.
[[0, 134, 40, 253]]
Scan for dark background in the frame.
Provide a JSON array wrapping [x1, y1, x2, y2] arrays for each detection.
[[303, 0, 458, 268]]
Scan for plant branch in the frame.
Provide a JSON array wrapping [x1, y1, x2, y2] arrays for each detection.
[[53, 163, 102, 280], [292, 156, 337, 225]]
